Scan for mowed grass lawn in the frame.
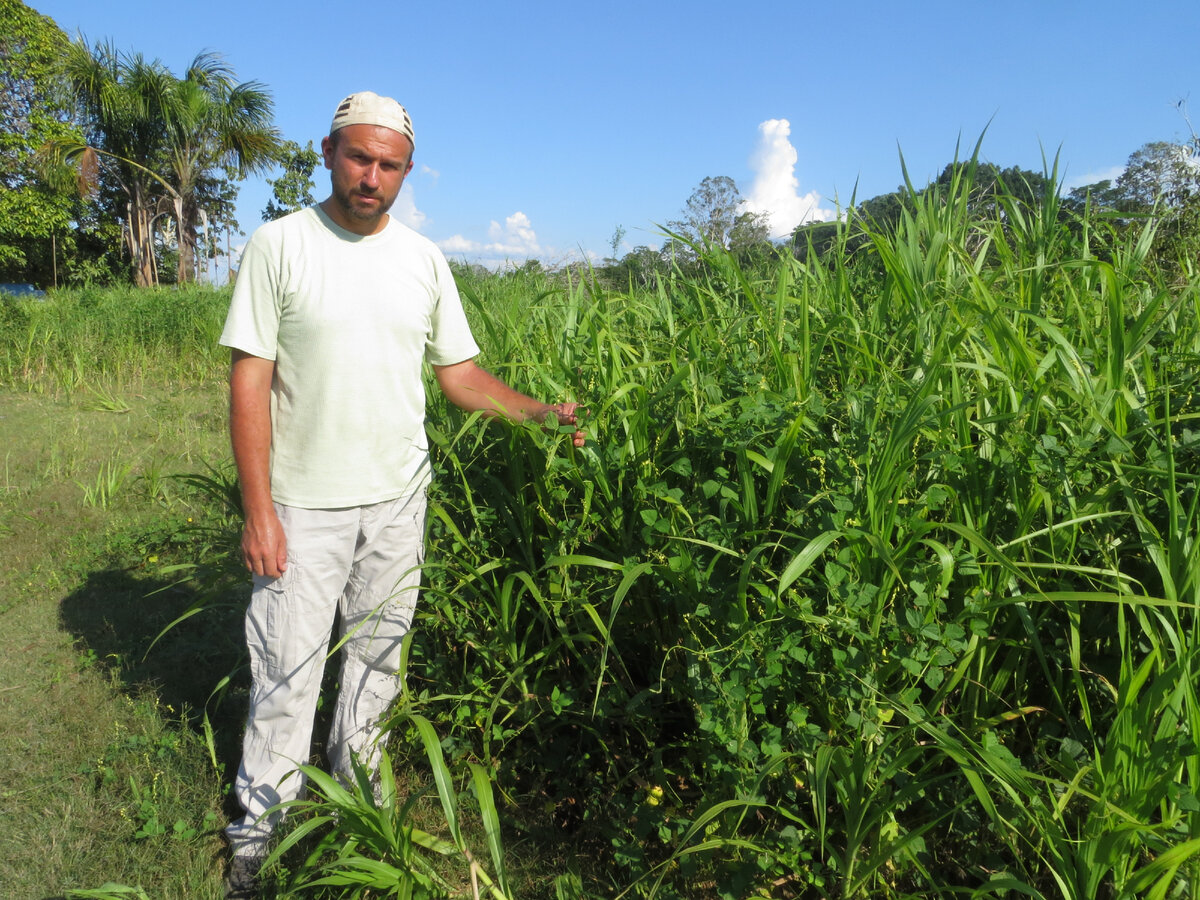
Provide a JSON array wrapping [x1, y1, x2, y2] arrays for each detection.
[[0, 382, 233, 898]]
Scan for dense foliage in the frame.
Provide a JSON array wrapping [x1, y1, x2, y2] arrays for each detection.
[[57, 39, 280, 286], [3, 159, 1198, 899], [0, 0, 94, 285], [410, 162, 1200, 898], [0, 0, 283, 289]]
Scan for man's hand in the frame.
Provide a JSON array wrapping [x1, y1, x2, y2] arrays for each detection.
[[242, 508, 288, 578], [541, 401, 586, 448]]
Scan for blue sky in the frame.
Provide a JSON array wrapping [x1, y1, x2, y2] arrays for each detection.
[[29, 0, 1200, 269]]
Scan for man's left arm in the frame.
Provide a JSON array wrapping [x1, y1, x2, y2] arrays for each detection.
[[433, 358, 585, 447]]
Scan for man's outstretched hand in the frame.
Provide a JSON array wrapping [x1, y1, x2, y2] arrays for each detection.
[[543, 402, 586, 447]]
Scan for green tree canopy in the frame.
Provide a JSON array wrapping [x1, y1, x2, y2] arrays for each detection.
[[668, 175, 769, 251], [161, 52, 280, 282], [60, 39, 183, 286], [1070, 140, 1199, 215], [1066, 139, 1200, 269], [792, 158, 1058, 261], [0, 0, 83, 285], [263, 139, 319, 222], [1115, 141, 1198, 212]]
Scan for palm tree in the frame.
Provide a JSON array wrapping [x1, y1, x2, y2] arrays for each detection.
[[57, 40, 280, 286], [59, 38, 178, 287], [164, 53, 279, 283]]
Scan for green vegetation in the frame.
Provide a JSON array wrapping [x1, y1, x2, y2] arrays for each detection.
[[4, 4, 1199, 897], [54, 39, 280, 287], [0, 0, 92, 285], [0, 356, 230, 895], [1, 0, 283, 289], [2, 156, 1199, 898], [262, 140, 320, 223]]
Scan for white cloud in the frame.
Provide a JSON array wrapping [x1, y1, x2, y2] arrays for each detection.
[[391, 184, 427, 231], [439, 234, 477, 254], [741, 119, 836, 239], [487, 211, 540, 254], [438, 210, 543, 264]]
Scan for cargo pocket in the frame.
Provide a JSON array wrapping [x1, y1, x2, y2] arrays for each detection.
[[246, 560, 301, 680]]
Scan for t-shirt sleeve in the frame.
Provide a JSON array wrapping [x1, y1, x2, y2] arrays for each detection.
[[219, 229, 282, 360], [424, 250, 481, 366]]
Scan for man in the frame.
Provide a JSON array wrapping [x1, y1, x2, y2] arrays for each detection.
[[219, 91, 582, 898]]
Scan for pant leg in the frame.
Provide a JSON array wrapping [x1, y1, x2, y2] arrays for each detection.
[[327, 491, 427, 781], [226, 503, 359, 855]]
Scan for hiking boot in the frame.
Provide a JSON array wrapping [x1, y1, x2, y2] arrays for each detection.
[[224, 853, 264, 899]]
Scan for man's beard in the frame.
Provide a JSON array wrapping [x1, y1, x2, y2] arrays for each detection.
[[331, 182, 393, 223]]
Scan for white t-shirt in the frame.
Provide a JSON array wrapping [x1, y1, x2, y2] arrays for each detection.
[[219, 206, 480, 508]]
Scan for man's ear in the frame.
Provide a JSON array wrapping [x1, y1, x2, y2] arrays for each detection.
[[321, 135, 335, 170]]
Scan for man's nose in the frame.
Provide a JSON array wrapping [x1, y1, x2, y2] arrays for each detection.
[[361, 163, 380, 187]]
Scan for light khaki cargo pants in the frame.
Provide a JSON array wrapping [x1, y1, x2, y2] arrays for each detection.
[[225, 492, 426, 856]]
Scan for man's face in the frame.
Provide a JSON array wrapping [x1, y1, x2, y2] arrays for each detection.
[[321, 124, 414, 235]]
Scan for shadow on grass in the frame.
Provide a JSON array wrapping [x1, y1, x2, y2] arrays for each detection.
[[56, 548, 345, 782], [58, 564, 251, 783]]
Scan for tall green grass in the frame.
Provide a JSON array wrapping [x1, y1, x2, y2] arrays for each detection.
[[414, 153, 1200, 897], [15, 148, 1199, 897], [0, 283, 229, 390]]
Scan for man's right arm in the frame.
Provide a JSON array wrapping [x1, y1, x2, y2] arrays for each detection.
[[230, 349, 287, 578]]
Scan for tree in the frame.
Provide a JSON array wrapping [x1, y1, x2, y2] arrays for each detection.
[[1066, 140, 1200, 269], [263, 139, 319, 221], [58, 38, 180, 287], [162, 53, 279, 282], [1113, 141, 1198, 213], [610, 244, 669, 289], [669, 175, 769, 251], [1063, 178, 1122, 214], [933, 161, 1053, 211], [851, 161, 1053, 235], [0, 0, 83, 285], [606, 224, 626, 264], [728, 209, 771, 250], [57, 38, 279, 286], [790, 219, 843, 262], [187, 161, 242, 280], [1067, 141, 1199, 217]]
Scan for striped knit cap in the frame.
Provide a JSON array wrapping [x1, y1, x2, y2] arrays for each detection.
[[330, 92, 414, 146]]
